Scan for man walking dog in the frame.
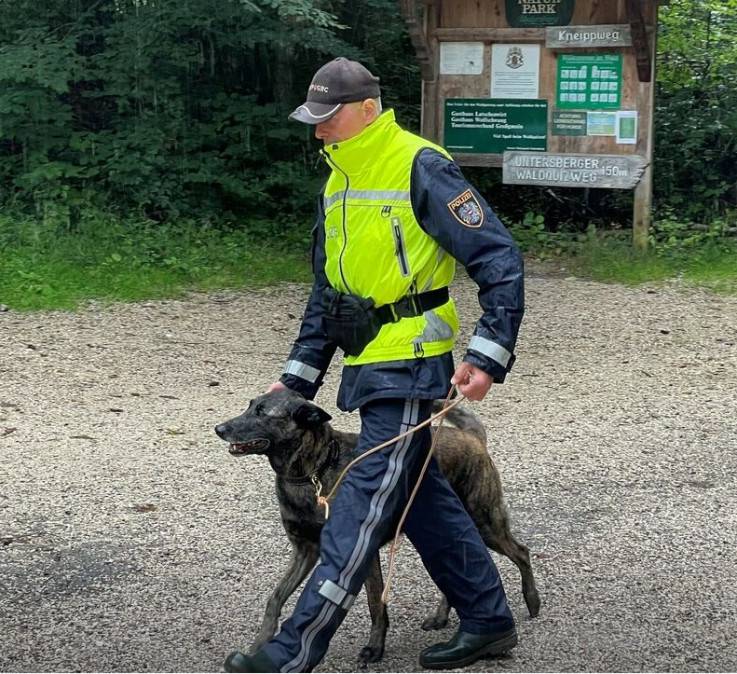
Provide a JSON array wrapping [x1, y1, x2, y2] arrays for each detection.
[[224, 57, 525, 672]]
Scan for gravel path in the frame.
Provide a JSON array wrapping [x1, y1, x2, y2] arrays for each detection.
[[1, 264, 736, 672]]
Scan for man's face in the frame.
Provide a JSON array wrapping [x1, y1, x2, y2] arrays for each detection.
[[314, 101, 376, 145]]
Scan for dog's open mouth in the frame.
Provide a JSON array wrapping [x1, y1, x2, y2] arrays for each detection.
[[228, 438, 270, 455]]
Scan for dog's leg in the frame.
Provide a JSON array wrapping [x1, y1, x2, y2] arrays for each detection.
[[421, 594, 451, 631], [483, 526, 541, 618], [358, 554, 388, 665], [250, 541, 318, 652]]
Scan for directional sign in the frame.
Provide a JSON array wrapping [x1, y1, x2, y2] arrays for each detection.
[[546, 24, 633, 48], [503, 152, 648, 189]]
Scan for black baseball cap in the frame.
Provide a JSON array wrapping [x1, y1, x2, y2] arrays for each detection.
[[289, 57, 381, 125]]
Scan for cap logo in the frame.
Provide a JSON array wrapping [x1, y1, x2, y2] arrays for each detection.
[[309, 84, 329, 93]]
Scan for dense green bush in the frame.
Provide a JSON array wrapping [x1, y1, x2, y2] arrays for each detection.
[[0, 0, 417, 227], [656, 0, 737, 221]]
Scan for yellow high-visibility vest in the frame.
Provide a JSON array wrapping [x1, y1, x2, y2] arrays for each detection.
[[321, 110, 458, 365]]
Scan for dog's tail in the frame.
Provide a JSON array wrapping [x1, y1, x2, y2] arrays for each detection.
[[432, 400, 487, 445]]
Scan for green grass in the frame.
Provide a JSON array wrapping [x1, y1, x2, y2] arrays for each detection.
[[510, 219, 737, 295], [1, 214, 735, 312], [566, 233, 737, 294], [0, 216, 313, 311]]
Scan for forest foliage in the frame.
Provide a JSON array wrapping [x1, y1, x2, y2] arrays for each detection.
[[0, 0, 735, 231]]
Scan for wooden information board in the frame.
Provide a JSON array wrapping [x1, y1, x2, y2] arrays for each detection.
[[399, 0, 667, 247]]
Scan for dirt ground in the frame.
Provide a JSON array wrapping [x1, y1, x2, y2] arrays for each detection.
[[1, 263, 736, 672]]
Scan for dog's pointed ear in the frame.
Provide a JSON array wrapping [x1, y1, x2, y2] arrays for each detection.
[[292, 401, 332, 429]]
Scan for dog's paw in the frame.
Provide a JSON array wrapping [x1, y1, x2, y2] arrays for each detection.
[[421, 615, 449, 631], [357, 645, 384, 664], [526, 592, 541, 618], [248, 638, 269, 655]]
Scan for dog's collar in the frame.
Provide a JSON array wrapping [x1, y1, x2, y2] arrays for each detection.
[[281, 438, 341, 486]]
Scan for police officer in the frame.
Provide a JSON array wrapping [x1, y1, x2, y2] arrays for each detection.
[[225, 57, 525, 672]]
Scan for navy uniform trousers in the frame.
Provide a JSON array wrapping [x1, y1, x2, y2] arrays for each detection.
[[261, 397, 514, 672]]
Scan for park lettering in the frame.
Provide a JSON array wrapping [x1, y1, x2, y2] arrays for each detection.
[[518, 0, 561, 14]]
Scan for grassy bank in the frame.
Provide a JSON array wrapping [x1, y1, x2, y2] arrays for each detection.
[[511, 216, 737, 295], [0, 216, 312, 311], [1, 214, 735, 313], [567, 236, 737, 294]]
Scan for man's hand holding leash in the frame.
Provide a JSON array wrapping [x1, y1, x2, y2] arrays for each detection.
[[451, 363, 493, 401]]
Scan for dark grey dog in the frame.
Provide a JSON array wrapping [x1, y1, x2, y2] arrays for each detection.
[[215, 389, 539, 664]]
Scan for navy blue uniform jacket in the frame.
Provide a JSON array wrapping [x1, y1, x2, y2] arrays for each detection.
[[280, 148, 525, 411]]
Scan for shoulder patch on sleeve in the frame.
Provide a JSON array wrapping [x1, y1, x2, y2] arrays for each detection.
[[447, 189, 484, 228]]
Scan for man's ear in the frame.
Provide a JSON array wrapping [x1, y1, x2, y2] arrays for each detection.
[[292, 402, 332, 429], [362, 98, 379, 123]]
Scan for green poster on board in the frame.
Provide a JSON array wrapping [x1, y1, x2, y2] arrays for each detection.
[[557, 54, 622, 110], [444, 99, 548, 154], [505, 0, 575, 28]]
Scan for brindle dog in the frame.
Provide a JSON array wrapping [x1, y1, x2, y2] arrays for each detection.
[[215, 389, 539, 665]]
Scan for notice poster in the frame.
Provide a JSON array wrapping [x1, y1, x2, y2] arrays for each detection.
[[440, 42, 485, 75], [552, 110, 588, 136], [557, 54, 622, 110], [587, 112, 617, 136], [444, 99, 548, 154], [616, 111, 638, 144], [491, 44, 541, 99]]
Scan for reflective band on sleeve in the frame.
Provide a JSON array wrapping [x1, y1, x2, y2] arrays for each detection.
[[468, 336, 512, 368], [283, 360, 321, 383], [317, 579, 355, 610]]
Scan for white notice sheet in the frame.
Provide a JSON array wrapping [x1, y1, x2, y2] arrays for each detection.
[[491, 44, 541, 99], [440, 42, 484, 75]]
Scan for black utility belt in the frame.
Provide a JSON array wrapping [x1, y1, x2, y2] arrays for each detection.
[[322, 286, 449, 357], [374, 287, 449, 323]]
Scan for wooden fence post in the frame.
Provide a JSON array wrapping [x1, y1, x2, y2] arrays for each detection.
[[632, 0, 658, 250]]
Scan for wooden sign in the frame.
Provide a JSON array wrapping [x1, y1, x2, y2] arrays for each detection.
[[505, 0, 575, 27], [546, 24, 633, 48], [503, 151, 647, 189]]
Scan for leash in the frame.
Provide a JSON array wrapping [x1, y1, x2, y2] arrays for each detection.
[[314, 386, 463, 605]]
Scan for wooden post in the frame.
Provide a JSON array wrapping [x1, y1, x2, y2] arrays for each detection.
[[421, 1, 439, 140], [632, 155, 653, 250], [632, 0, 658, 250]]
